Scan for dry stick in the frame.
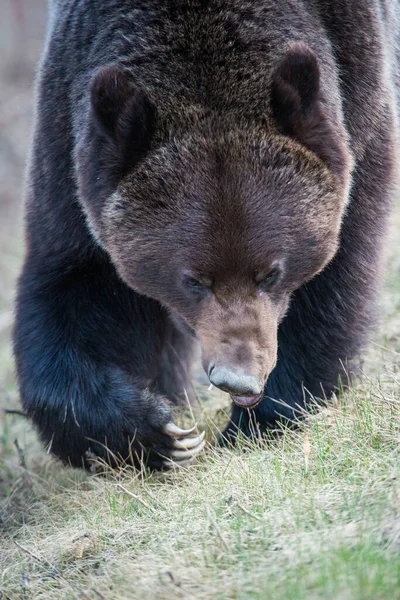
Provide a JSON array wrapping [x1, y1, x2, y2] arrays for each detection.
[[2, 408, 28, 417], [370, 341, 400, 356], [14, 438, 27, 469], [206, 507, 229, 552], [14, 541, 93, 600], [13, 439, 32, 493], [237, 503, 263, 522], [116, 484, 156, 513]]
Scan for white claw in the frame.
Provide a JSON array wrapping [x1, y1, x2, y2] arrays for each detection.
[[170, 440, 206, 460], [164, 422, 197, 438], [173, 431, 205, 450]]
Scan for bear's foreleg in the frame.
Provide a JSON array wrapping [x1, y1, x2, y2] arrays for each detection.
[[13, 254, 204, 469]]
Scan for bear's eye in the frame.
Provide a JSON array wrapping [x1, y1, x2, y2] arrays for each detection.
[[182, 274, 211, 295], [257, 268, 280, 293]]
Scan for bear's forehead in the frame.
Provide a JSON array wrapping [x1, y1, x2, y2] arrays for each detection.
[[119, 131, 336, 221], [114, 2, 331, 133]]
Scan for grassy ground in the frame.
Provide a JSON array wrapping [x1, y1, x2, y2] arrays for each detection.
[[1, 5, 400, 599]]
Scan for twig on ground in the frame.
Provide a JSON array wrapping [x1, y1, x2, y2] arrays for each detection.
[[237, 502, 263, 522], [116, 484, 156, 513], [2, 408, 27, 417], [14, 438, 27, 469]]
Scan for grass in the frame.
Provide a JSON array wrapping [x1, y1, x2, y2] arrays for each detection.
[[1, 208, 400, 600]]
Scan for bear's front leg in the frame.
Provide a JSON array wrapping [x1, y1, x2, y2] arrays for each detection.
[[13, 253, 204, 470]]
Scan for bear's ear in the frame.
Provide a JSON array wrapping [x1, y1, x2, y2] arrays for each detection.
[[89, 65, 155, 175], [270, 44, 346, 176]]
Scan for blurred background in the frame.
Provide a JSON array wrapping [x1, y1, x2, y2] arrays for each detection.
[[0, 0, 47, 394]]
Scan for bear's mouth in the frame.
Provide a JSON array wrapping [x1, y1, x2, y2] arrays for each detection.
[[230, 391, 263, 409]]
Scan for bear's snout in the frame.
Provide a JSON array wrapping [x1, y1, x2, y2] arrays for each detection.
[[198, 296, 279, 410], [208, 365, 264, 408]]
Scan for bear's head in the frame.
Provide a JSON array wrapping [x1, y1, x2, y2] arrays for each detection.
[[77, 44, 352, 409]]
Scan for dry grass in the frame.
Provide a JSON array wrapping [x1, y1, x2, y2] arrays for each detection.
[[1, 340, 400, 599], [1, 4, 400, 599]]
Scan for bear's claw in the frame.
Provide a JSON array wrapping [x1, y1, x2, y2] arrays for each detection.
[[170, 439, 206, 460], [172, 430, 205, 450], [161, 423, 206, 468], [163, 422, 197, 437]]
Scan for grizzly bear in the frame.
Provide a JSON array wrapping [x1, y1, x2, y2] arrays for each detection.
[[13, 0, 399, 469]]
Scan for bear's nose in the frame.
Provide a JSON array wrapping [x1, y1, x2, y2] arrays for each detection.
[[208, 365, 263, 397]]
